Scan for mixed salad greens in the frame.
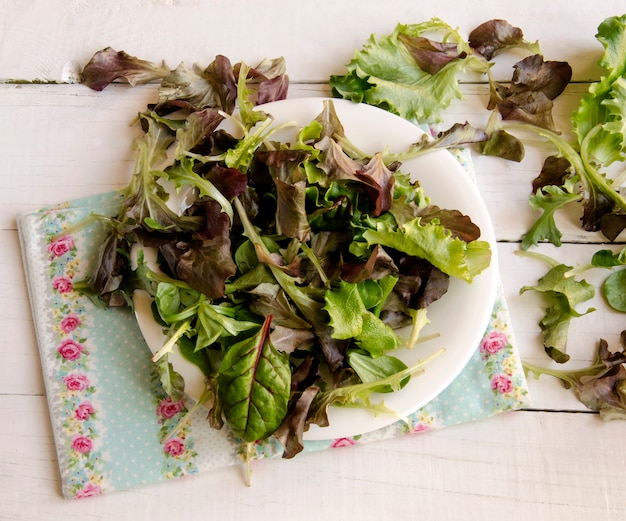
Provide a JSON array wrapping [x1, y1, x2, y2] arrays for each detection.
[[73, 49, 491, 460], [330, 16, 626, 245], [330, 15, 626, 415]]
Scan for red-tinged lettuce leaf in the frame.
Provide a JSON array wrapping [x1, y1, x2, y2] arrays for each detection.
[[248, 283, 312, 330], [492, 55, 572, 131], [398, 34, 467, 75], [497, 91, 557, 131], [524, 331, 626, 420], [415, 205, 481, 243], [315, 136, 364, 182], [87, 232, 128, 304], [159, 237, 237, 299], [157, 55, 237, 113], [195, 200, 231, 240], [394, 255, 449, 309], [175, 108, 225, 157], [81, 47, 170, 91], [254, 149, 309, 185], [341, 245, 398, 284], [314, 322, 349, 372], [355, 153, 396, 217], [600, 213, 626, 242], [274, 179, 311, 242], [270, 326, 316, 354], [201, 164, 249, 200], [315, 98, 346, 140], [507, 54, 572, 101], [478, 128, 525, 162], [236, 57, 289, 105], [274, 386, 320, 459], [531, 155, 572, 193], [469, 19, 540, 60], [581, 184, 618, 233]]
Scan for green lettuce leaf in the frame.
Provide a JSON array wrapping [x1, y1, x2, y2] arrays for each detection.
[[330, 19, 490, 123], [362, 218, 492, 282]]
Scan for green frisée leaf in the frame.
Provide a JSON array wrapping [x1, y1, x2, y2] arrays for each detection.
[[217, 316, 291, 443]]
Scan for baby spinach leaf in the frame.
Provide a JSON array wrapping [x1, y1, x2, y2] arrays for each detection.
[[602, 269, 626, 312]]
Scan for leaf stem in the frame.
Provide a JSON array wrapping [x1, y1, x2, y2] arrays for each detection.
[[152, 319, 192, 363]]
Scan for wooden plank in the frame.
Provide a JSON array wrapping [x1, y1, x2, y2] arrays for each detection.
[[1, 0, 624, 83], [1, 395, 623, 520]]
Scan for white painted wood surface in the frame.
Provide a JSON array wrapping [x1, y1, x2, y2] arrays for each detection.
[[2, 1, 625, 519]]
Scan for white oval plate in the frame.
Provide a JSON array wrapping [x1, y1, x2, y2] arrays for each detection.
[[134, 97, 498, 441]]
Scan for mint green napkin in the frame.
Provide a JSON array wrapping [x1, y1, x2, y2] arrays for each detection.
[[18, 149, 530, 499]]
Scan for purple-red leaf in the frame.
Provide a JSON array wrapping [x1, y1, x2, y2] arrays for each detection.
[[81, 47, 169, 91]]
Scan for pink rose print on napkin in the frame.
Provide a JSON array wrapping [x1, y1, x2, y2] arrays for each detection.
[[47, 235, 75, 257], [480, 330, 508, 356], [57, 338, 84, 361], [157, 397, 185, 420], [63, 373, 90, 392], [60, 313, 82, 334], [52, 274, 73, 294], [74, 482, 102, 499], [331, 437, 357, 448], [491, 374, 513, 394], [72, 435, 93, 454], [74, 401, 95, 421], [163, 438, 185, 457]]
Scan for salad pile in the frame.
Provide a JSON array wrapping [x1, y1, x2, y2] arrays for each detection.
[[74, 50, 491, 459]]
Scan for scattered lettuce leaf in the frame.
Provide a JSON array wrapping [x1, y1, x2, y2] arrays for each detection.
[[80, 47, 170, 91], [524, 331, 626, 420], [330, 18, 491, 123], [518, 250, 596, 363]]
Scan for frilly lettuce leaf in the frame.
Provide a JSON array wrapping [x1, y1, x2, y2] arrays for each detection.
[[330, 18, 491, 123], [362, 217, 491, 282]]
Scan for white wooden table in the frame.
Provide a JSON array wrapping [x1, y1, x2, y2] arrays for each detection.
[[2, 1, 625, 519]]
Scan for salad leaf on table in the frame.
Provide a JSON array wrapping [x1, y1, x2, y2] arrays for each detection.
[[74, 48, 492, 459], [524, 330, 626, 421], [517, 250, 596, 363]]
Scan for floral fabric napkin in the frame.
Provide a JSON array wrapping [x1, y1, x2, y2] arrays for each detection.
[[17, 149, 531, 499]]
